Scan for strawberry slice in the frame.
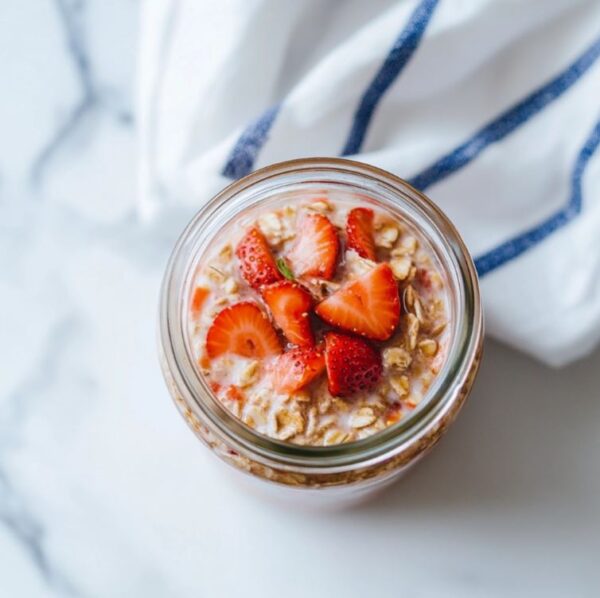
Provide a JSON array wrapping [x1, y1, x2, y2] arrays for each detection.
[[262, 281, 314, 347], [315, 263, 400, 341], [271, 347, 325, 393], [190, 286, 210, 316], [346, 207, 376, 260], [206, 302, 281, 359], [324, 332, 382, 397], [224, 385, 246, 402], [287, 213, 338, 280], [235, 227, 283, 289]]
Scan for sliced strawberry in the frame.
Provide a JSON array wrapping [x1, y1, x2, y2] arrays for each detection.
[[287, 213, 338, 280], [206, 302, 281, 359], [324, 332, 382, 397], [271, 347, 325, 393], [262, 281, 314, 347], [224, 385, 246, 402], [235, 227, 282, 289], [198, 354, 211, 370], [315, 263, 400, 341], [190, 286, 210, 316], [346, 207, 376, 260]]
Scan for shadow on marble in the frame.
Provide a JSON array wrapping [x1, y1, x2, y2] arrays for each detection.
[[345, 339, 600, 516]]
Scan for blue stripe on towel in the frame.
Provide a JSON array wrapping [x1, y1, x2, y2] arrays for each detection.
[[474, 117, 600, 277], [222, 0, 438, 179], [222, 103, 281, 179], [341, 0, 439, 156], [409, 35, 600, 191]]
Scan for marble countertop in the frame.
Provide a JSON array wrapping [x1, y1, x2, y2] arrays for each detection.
[[2, 2, 599, 596]]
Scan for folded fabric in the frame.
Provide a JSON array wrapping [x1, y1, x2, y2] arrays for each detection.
[[138, 0, 600, 366]]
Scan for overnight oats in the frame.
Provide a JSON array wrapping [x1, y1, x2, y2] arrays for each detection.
[[189, 199, 449, 446], [159, 158, 483, 499]]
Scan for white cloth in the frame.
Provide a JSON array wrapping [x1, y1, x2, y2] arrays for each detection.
[[138, 0, 600, 366]]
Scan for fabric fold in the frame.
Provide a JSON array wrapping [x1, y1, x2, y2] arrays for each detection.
[[138, 0, 600, 366]]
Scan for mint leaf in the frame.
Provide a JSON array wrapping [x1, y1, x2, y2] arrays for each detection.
[[276, 258, 295, 281]]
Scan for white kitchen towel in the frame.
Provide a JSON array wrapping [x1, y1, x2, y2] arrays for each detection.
[[138, 0, 600, 366]]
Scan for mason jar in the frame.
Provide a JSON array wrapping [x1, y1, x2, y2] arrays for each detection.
[[158, 158, 483, 505]]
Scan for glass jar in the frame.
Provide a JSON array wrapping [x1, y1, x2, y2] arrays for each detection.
[[159, 158, 483, 504]]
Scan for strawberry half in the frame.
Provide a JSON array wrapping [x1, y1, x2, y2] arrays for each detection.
[[287, 213, 338, 280], [206, 302, 281, 359], [235, 227, 282, 289], [315, 263, 400, 341], [262, 281, 314, 347], [346, 207, 376, 260], [324, 332, 382, 397], [271, 347, 325, 393]]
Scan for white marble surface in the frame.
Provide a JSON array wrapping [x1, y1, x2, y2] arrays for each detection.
[[2, 2, 600, 597]]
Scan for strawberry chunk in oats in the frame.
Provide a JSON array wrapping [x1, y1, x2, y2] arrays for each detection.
[[235, 227, 282, 289], [315, 263, 400, 341], [287, 212, 339, 280]]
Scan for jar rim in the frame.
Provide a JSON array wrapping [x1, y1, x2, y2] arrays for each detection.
[[159, 157, 483, 473]]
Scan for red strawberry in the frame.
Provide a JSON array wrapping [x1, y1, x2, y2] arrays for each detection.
[[224, 385, 246, 402], [206, 302, 281, 359], [190, 286, 210, 316], [198, 354, 211, 370], [262, 281, 314, 347], [315, 263, 400, 341], [271, 347, 325, 393], [324, 332, 382, 397], [235, 227, 282, 289], [346, 207, 376, 260], [287, 213, 338, 280]]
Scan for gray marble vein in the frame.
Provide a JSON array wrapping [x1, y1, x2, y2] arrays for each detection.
[[2, 1, 141, 595], [0, 471, 80, 597], [30, 0, 95, 185], [0, 312, 86, 595], [0, 315, 82, 444], [31, 0, 133, 186]]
